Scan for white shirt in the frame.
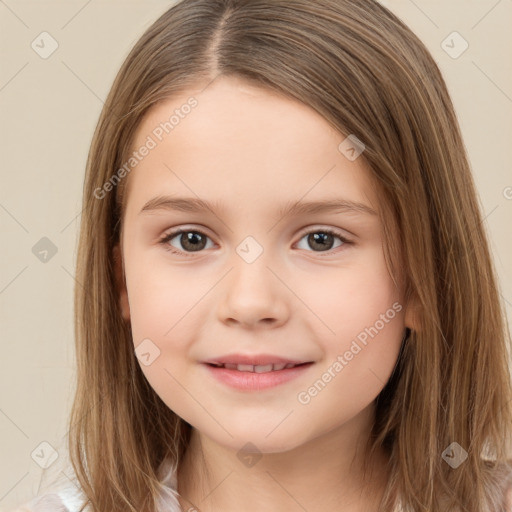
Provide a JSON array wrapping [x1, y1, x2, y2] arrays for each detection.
[[12, 458, 182, 512]]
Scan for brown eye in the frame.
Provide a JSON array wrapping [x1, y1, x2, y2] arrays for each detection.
[[158, 227, 351, 258], [295, 229, 350, 253], [159, 229, 213, 255]]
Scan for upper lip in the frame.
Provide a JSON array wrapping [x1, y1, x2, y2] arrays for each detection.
[[203, 354, 312, 366]]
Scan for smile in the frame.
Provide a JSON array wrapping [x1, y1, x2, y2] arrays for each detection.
[[203, 362, 314, 391], [207, 362, 307, 372]]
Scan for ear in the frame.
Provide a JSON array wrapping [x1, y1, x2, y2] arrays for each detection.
[[113, 244, 130, 321]]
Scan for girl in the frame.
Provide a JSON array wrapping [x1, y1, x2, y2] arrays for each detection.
[[12, 0, 512, 510]]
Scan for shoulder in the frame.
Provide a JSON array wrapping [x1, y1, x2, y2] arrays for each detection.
[[9, 483, 90, 512], [10, 493, 70, 512]]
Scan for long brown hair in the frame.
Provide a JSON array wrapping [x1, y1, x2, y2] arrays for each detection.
[[67, 0, 512, 510]]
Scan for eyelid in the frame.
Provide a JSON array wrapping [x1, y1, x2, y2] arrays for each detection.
[[158, 224, 354, 256], [295, 224, 353, 242], [159, 225, 214, 242], [159, 224, 353, 241]]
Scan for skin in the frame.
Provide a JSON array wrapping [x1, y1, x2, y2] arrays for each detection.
[[114, 76, 417, 512]]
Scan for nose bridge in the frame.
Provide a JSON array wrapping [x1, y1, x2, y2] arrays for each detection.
[[217, 236, 288, 327]]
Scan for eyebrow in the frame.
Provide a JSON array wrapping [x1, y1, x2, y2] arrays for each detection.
[[139, 195, 378, 218]]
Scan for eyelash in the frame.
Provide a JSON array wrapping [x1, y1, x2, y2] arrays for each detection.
[[157, 227, 352, 258]]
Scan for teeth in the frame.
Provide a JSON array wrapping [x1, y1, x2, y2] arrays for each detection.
[[213, 363, 301, 372], [254, 364, 273, 373], [237, 364, 254, 372]]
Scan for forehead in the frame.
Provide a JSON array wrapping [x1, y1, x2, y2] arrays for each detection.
[[133, 77, 342, 156], [123, 77, 378, 217]]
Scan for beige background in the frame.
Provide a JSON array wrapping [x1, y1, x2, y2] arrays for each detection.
[[1, 0, 511, 509]]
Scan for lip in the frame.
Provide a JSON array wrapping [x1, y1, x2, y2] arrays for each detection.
[[203, 353, 310, 366], [202, 361, 315, 391]]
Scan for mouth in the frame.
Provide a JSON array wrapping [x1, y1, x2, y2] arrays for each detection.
[[205, 362, 311, 373], [202, 360, 315, 391]]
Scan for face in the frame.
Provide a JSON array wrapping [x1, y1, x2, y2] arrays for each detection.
[[114, 76, 414, 454]]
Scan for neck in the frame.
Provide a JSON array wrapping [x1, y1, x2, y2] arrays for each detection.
[[177, 404, 389, 512]]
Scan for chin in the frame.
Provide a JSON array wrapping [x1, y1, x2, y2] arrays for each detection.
[[203, 425, 311, 455]]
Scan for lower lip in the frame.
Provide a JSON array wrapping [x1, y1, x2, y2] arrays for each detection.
[[202, 362, 314, 391]]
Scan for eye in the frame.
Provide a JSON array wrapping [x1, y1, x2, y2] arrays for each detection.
[[295, 228, 351, 255], [158, 227, 352, 257], [158, 229, 214, 256]]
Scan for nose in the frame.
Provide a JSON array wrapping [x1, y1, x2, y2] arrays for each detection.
[[216, 255, 290, 329]]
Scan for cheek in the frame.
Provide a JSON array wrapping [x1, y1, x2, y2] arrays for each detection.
[[123, 250, 216, 410], [294, 249, 404, 399], [294, 300, 404, 439], [123, 253, 203, 418], [124, 252, 208, 349], [294, 247, 402, 343]]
